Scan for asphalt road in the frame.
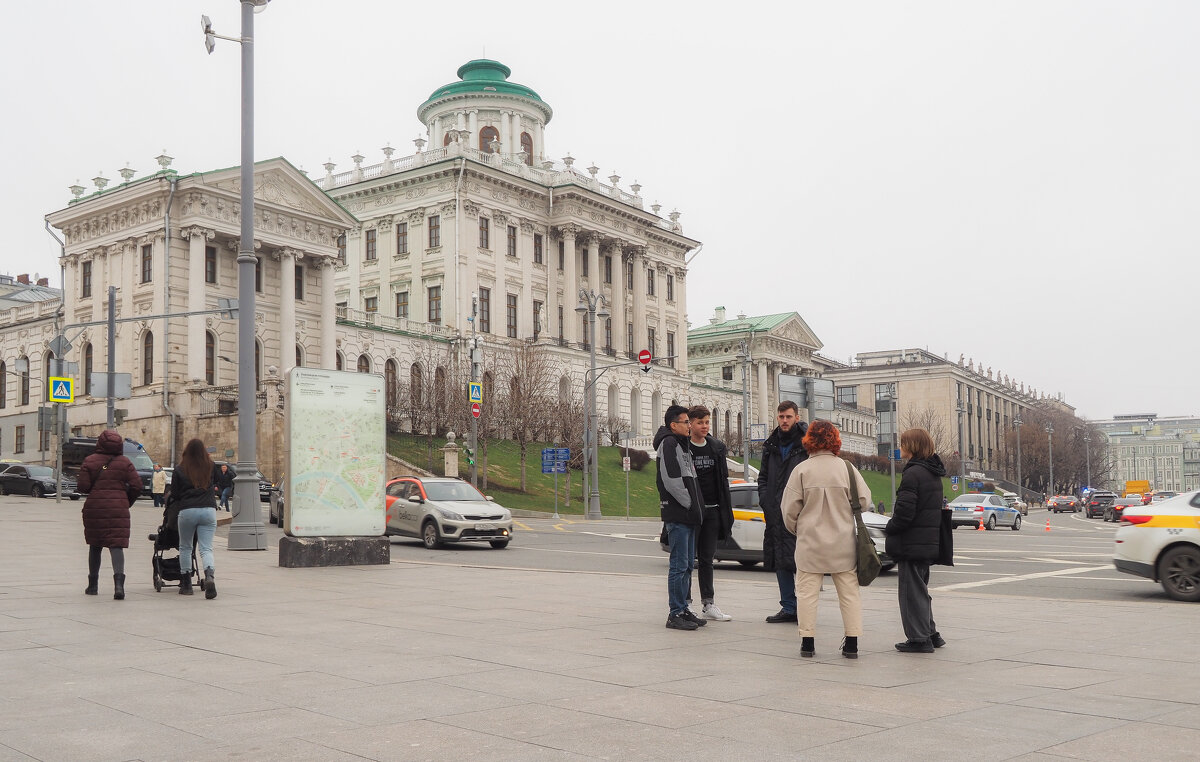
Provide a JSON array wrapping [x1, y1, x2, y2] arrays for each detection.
[[380, 507, 1170, 606]]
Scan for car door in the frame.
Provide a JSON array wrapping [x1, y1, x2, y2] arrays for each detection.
[[384, 480, 407, 530], [991, 495, 1012, 525], [7, 466, 31, 495], [397, 480, 423, 536]]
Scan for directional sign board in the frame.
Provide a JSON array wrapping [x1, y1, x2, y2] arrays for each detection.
[[950, 476, 960, 485], [468, 382, 482, 404], [48, 377, 74, 403], [541, 447, 570, 474]]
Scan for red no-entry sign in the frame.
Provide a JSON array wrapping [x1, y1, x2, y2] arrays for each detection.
[[471, 402, 481, 418], [638, 349, 652, 365]]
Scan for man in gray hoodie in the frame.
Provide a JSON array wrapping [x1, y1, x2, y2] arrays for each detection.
[[655, 404, 706, 631]]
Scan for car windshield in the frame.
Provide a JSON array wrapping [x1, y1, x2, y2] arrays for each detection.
[[423, 481, 487, 502], [26, 466, 54, 479], [128, 451, 154, 470]]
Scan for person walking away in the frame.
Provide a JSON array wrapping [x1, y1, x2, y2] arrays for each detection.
[[76, 429, 142, 600], [172, 439, 220, 599], [687, 405, 735, 621], [656, 405, 706, 631], [215, 463, 234, 511], [151, 464, 167, 508], [758, 401, 809, 623], [782, 420, 871, 659], [884, 428, 952, 653]]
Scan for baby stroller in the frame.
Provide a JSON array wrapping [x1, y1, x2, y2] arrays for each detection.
[[148, 493, 201, 592]]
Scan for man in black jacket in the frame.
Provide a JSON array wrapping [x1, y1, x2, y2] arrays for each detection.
[[656, 404, 706, 631], [687, 405, 735, 621], [757, 401, 808, 623]]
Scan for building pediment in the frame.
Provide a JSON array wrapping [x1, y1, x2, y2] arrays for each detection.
[[773, 314, 823, 352], [197, 158, 358, 227]]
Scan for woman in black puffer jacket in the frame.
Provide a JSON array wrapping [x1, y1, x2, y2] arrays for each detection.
[[884, 428, 952, 653]]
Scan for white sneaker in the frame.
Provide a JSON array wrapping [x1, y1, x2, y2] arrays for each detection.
[[702, 603, 732, 621]]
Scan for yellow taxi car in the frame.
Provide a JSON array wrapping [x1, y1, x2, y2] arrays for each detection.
[[1113, 490, 1200, 602]]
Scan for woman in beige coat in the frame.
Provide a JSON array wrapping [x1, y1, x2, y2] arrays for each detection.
[[782, 420, 872, 659]]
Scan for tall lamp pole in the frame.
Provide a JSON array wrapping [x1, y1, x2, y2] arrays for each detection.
[[204, 1, 270, 550], [736, 340, 751, 478], [889, 382, 898, 510], [1084, 431, 1091, 494], [1046, 423, 1055, 498], [576, 289, 608, 520], [1014, 415, 1023, 500], [956, 399, 966, 490]]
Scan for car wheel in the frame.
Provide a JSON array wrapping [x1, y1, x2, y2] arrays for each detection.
[[489, 540, 509, 549], [421, 520, 442, 549], [986, 515, 997, 530], [1158, 546, 1200, 603], [1011, 515, 1022, 531], [738, 560, 760, 568], [31, 485, 44, 499]]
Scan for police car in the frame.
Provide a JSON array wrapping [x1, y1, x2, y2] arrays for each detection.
[[948, 493, 1023, 530], [1113, 490, 1200, 602]]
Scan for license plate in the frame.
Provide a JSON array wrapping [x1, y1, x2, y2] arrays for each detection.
[[475, 523, 496, 531]]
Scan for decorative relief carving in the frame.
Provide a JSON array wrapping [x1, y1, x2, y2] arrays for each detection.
[[376, 217, 393, 232], [519, 219, 536, 234], [463, 201, 480, 217], [588, 211, 607, 224], [405, 187, 426, 200], [374, 195, 396, 207], [490, 189, 509, 202], [408, 209, 426, 225], [493, 211, 508, 227], [518, 197, 537, 211]]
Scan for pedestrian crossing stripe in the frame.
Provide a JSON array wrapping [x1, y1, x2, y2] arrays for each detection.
[[48, 376, 74, 403]]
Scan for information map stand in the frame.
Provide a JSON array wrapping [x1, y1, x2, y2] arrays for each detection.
[[542, 447, 570, 519]]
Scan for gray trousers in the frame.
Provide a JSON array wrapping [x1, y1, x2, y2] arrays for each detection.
[[898, 560, 936, 641]]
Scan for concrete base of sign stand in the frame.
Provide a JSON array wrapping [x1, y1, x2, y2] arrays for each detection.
[[278, 536, 391, 568]]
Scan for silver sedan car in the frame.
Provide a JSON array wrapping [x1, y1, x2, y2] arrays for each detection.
[[949, 493, 1023, 530], [385, 477, 514, 549]]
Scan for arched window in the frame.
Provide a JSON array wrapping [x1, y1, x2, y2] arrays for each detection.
[[205, 333, 216, 385], [651, 391, 662, 431], [0, 360, 6, 408], [712, 407, 719, 436], [479, 126, 499, 153], [385, 359, 398, 408], [443, 132, 453, 147], [520, 132, 533, 164], [82, 344, 93, 397], [434, 366, 447, 425], [559, 375, 571, 405], [725, 410, 732, 436], [608, 384, 618, 421], [357, 354, 371, 373], [482, 371, 494, 403], [142, 332, 154, 386], [737, 413, 743, 438], [296, 344, 304, 369], [410, 363, 423, 405], [18, 356, 30, 405], [336, 351, 343, 371]]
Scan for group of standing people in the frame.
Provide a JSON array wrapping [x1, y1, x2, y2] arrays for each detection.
[[78, 432, 220, 600], [656, 400, 953, 657]]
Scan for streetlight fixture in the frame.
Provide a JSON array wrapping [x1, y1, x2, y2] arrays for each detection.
[[1046, 423, 1055, 498], [576, 289, 608, 520], [203, 1, 271, 551]]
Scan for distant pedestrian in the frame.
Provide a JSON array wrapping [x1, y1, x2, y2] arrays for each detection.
[[214, 463, 234, 511], [758, 401, 808, 624], [655, 404, 706, 631], [877, 501, 886, 514], [172, 439, 219, 599], [884, 429, 953, 653], [782, 420, 872, 659], [151, 464, 167, 508], [686, 405, 735, 622], [76, 429, 142, 600]]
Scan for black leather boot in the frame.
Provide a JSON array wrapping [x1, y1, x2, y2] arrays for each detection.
[[113, 574, 125, 600], [85, 574, 98, 595], [800, 637, 815, 658], [204, 568, 217, 600], [841, 636, 858, 659], [179, 574, 194, 595]]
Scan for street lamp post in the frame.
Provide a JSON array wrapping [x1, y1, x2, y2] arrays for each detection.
[[1014, 415, 1023, 500], [889, 382, 898, 510], [736, 340, 751, 479], [956, 399, 967, 489], [1046, 423, 1055, 498], [576, 289, 608, 520], [1084, 431, 1091, 494], [205, 1, 270, 550]]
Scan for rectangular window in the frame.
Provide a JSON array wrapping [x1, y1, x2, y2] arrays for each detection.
[[364, 296, 378, 313], [626, 261, 634, 290], [140, 244, 152, 283], [605, 318, 612, 350], [294, 264, 304, 301], [647, 268, 656, 296], [667, 273, 674, 301], [365, 229, 377, 261], [14, 425, 24, 454], [604, 255, 612, 284], [337, 234, 346, 262], [558, 240, 565, 270], [479, 287, 491, 333], [396, 222, 408, 255], [667, 332, 675, 367], [39, 427, 50, 453], [627, 323, 634, 353], [479, 217, 490, 249], [205, 245, 217, 284], [533, 300, 543, 338], [581, 315, 589, 349], [255, 257, 262, 293], [395, 291, 408, 319], [581, 253, 588, 277], [647, 327, 656, 356], [533, 233, 543, 264], [557, 305, 564, 339], [506, 294, 518, 338], [428, 285, 442, 324], [507, 225, 517, 257], [722, 366, 734, 381], [428, 215, 441, 248], [81, 261, 92, 297], [836, 386, 858, 405]]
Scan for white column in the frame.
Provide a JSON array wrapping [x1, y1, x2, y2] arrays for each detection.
[[535, 122, 545, 162], [610, 243, 625, 352], [657, 264, 668, 367], [586, 234, 600, 295], [467, 110, 478, 151], [320, 259, 336, 369], [562, 225, 578, 342], [510, 112, 521, 154], [182, 227, 212, 383], [517, 222, 533, 339], [675, 268, 688, 372], [547, 231, 559, 342], [632, 248, 647, 356], [757, 360, 769, 425], [279, 249, 297, 374], [409, 211, 425, 323]]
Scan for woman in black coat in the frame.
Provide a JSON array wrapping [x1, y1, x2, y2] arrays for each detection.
[[884, 428, 952, 653], [76, 429, 142, 600]]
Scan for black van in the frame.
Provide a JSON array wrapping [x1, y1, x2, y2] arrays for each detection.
[[62, 437, 157, 499]]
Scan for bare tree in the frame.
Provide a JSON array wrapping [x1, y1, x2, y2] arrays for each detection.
[[497, 342, 557, 491], [549, 379, 587, 506], [407, 336, 454, 472], [475, 349, 502, 490], [900, 403, 953, 455], [602, 413, 631, 447]]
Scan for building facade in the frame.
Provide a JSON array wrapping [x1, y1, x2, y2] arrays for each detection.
[[1092, 414, 1200, 493]]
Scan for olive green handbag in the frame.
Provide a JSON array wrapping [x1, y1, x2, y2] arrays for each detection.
[[845, 459, 882, 586]]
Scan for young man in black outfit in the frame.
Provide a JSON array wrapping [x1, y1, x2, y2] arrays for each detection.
[[757, 401, 809, 623], [687, 405, 735, 621]]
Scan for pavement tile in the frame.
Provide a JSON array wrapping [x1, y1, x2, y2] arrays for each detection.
[[737, 680, 981, 727], [691, 705, 879, 750], [289, 679, 524, 724], [1039, 721, 1200, 761], [434, 702, 633, 741], [158, 706, 363, 746], [306, 718, 596, 761], [436, 667, 628, 702], [0, 699, 207, 762], [1012, 687, 1184, 722], [547, 686, 759, 729]]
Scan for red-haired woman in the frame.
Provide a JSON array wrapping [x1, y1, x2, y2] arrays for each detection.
[[782, 419, 872, 659]]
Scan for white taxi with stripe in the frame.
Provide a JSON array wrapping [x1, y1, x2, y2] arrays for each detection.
[[1113, 490, 1200, 602]]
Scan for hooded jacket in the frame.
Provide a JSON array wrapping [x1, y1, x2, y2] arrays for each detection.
[[77, 430, 142, 548], [884, 454, 948, 562], [757, 422, 808, 572], [654, 425, 704, 525], [697, 434, 734, 540]]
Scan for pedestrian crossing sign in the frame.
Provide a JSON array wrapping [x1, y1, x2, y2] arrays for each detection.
[[48, 377, 74, 403]]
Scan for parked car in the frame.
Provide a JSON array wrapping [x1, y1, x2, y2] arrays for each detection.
[[1152, 491, 1179, 503], [0, 464, 77, 499], [213, 463, 273, 502], [1107, 496, 1143, 523], [949, 493, 1023, 530], [384, 476, 513, 549], [63, 436, 155, 498], [1049, 495, 1080, 513], [1085, 491, 1118, 519], [1113, 490, 1200, 601]]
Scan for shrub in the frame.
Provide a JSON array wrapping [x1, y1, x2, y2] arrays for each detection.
[[621, 449, 652, 472]]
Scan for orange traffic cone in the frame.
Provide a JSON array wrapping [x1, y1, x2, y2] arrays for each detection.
[[1045, 517, 1051, 532], [977, 517, 985, 531]]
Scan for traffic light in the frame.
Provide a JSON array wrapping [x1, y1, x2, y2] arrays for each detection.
[[463, 447, 475, 466]]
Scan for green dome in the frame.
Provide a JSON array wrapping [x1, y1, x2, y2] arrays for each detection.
[[417, 59, 552, 123]]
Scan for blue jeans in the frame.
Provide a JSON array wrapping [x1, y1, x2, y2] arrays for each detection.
[[665, 521, 696, 616], [776, 568, 797, 614], [219, 487, 232, 510], [178, 507, 216, 574]]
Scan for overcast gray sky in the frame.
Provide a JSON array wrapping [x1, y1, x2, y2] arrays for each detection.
[[5, 1, 1195, 420]]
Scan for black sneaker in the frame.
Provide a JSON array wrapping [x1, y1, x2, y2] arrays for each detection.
[[680, 609, 707, 627], [841, 636, 858, 659], [765, 610, 798, 623], [800, 637, 815, 658], [895, 639, 934, 653], [931, 632, 946, 648], [666, 614, 699, 631]]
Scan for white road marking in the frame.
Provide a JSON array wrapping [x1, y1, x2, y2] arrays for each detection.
[[934, 565, 1111, 591]]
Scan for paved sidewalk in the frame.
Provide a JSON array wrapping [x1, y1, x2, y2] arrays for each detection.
[[2, 497, 1198, 761]]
